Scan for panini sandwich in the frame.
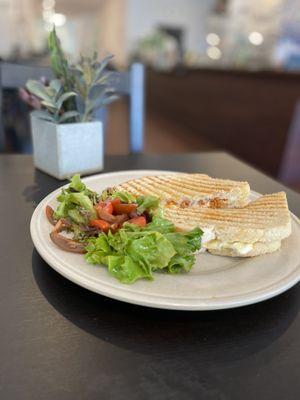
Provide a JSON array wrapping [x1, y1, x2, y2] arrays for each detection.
[[114, 173, 250, 208], [163, 192, 291, 257]]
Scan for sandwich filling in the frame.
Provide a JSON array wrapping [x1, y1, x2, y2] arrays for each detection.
[[164, 197, 229, 209], [197, 228, 254, 256], [198, 230, 282, 257], [205, 239, 253, 256], [162, 191, 291, 258]]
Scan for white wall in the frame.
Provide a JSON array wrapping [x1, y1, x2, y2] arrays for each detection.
[[0, 0, 17, 57], [126, 0, 213, 54], [0, 0, 41, 58], [97, 0, 127, 66]]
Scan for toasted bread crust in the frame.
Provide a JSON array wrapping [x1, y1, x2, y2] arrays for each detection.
[[163, 192, 291, 244], [115, 173, 250, 208]]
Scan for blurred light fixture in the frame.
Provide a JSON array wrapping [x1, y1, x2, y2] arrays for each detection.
[[42, 0, 64, 31], [248, 32, 264, 46], [42, 0, 56, 9], [51, 13, 66, 27], [206, 33, 220, 46], [206, 46, 222, 60], [43, 10, 53, 20]]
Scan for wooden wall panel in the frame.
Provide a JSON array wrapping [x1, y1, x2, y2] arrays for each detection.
[[147, 69, 300, 177]]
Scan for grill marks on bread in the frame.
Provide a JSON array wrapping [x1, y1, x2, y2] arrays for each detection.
[[163, 192, 290, 230], [115, 174, 250, 208]]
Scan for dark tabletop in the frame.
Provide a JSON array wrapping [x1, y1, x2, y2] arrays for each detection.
[[0, 152, 299, 400]]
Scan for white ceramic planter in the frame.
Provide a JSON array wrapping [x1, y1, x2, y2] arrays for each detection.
[[30, 112, 104, 180]]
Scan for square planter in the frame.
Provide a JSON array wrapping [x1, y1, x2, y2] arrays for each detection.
[[30, 112, 104, 180]]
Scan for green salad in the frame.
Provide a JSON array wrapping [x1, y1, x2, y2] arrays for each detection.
[[47, 175, 203, 284]]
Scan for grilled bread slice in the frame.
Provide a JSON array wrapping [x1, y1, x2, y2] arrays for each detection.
[[114, 174, 250, 208], [162, 192, 291, 257]]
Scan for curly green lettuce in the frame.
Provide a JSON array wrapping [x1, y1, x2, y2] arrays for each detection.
[[54, 174, 98, 224], [85, 216, 203, 284]]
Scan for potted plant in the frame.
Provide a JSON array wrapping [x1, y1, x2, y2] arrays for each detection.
[[21, 28, 118, 180]]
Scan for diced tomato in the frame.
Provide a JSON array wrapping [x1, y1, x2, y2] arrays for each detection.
[[111, 198, 121, 207], [96, 204, 104, 218], [96, 201, 113, 215], [105, 202, 113, 214], [89, 219, 110, 233], [128, 216, 147, 227], [96, 207, 117, 223], [113, 203, 138, 215]]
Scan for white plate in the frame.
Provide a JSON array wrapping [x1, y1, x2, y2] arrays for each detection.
[[30, 170, 300, 310]]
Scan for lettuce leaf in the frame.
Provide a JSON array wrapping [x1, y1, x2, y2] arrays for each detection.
[[145, 215, 175, 233], [111, 191, 136, 203], [69, 174, 85, 192], [85, 235, 111, 264], [107, 255, 152, 284], [67, 209, 87, 225], [165, 227, 203, 254], [69, 174, 99, 203], [85, 216, 203, 284], [136, 195, 160, 213], [127, 231, 176, 270], [168, 254, 196, 273], [54, 175, 97, 223]]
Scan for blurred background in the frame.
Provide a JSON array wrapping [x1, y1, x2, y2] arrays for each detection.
[[1, 0, 300, 190]]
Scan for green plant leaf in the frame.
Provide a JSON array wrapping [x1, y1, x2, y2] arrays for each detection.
[[94, 54, 114, 83], [25, 80, 52, 101], [95, 72, 111, 86], [88, 84, 106, 101], [72, 69, 87, 97], [49, 79, 62, 93], [92, 51, 98, 62], [45, 85, 57, 99], [33, 110, 56, 122], [57, 91, 77, 110], [94, 94, 119, 109], [67, 52, 117, 120], [81, 111, 93, 122], [48, 28, 71, 85], [40, 100, 58, 112], [48, 27, 77, 113], [75, 95, 85, 114], [59, 111, 80, 123], [82, 63, 93, 87]]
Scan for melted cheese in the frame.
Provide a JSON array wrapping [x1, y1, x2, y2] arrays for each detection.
[[206, 239, 253, 256], [196, 227, 216, 253]]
